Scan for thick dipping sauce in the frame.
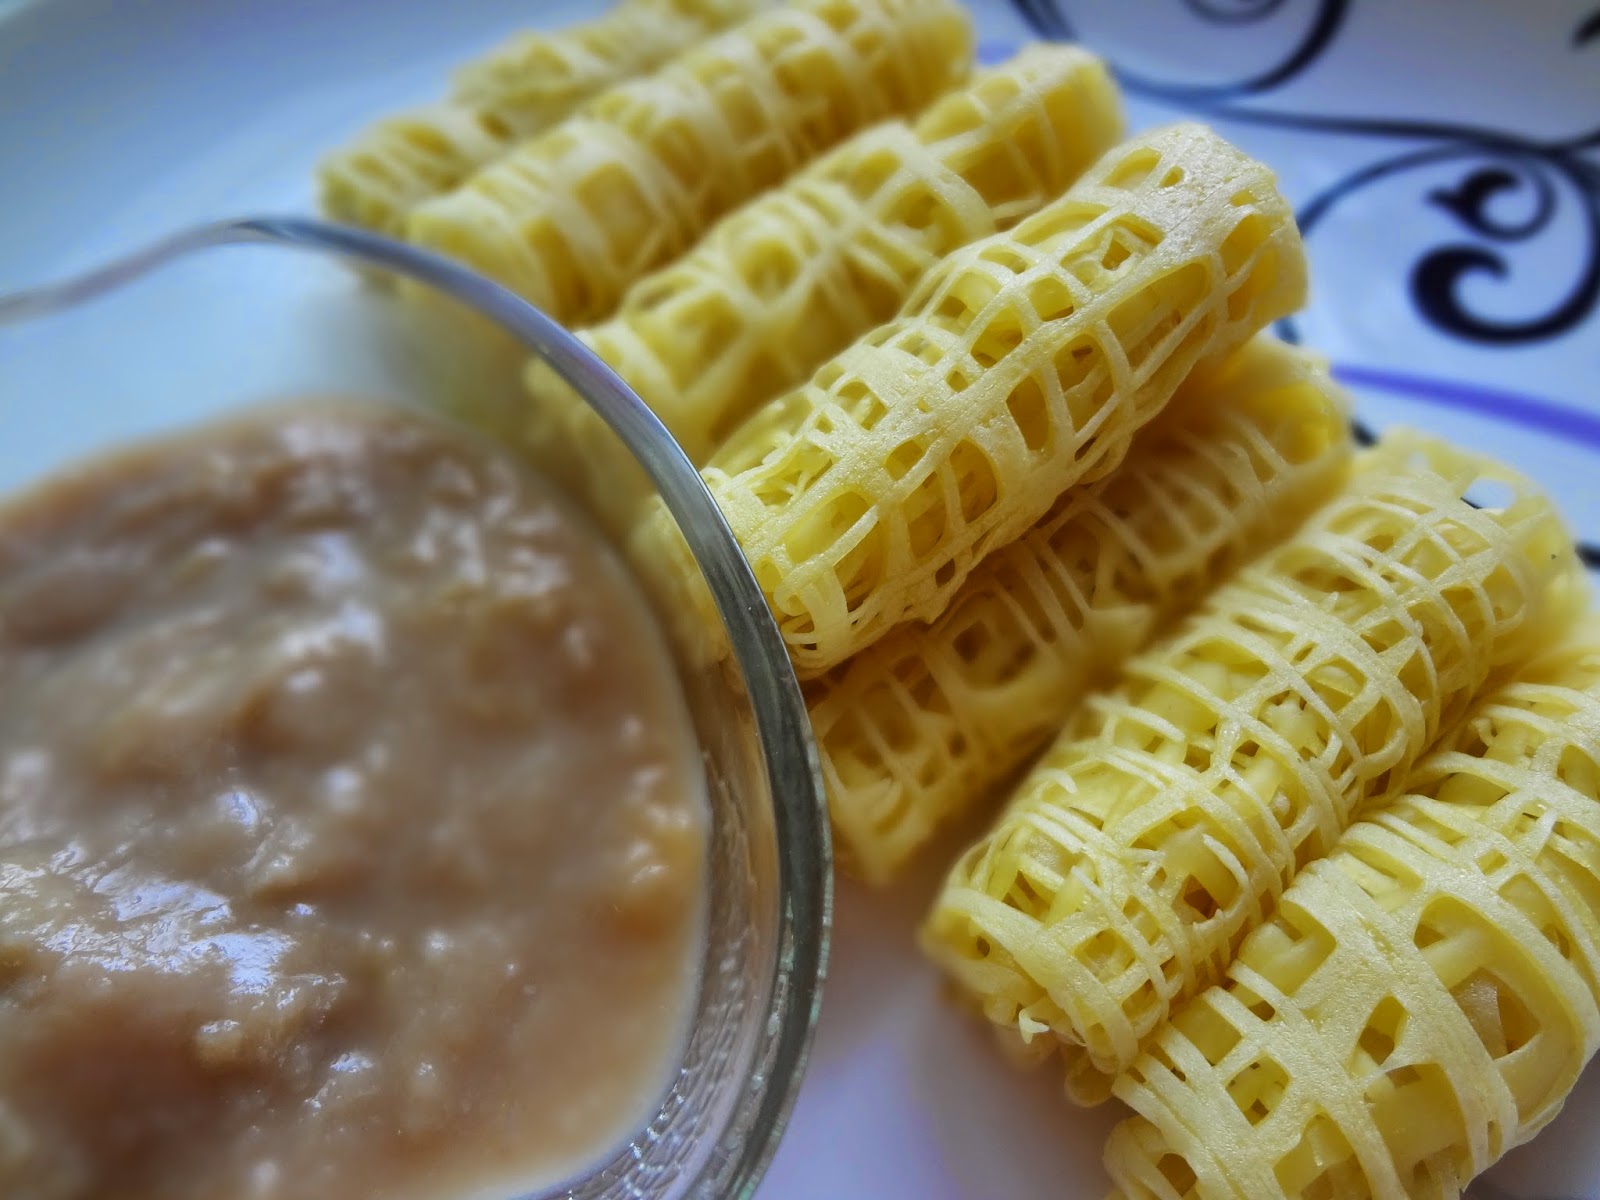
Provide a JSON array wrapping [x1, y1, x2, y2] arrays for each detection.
[[0, 402, 707, 1199]]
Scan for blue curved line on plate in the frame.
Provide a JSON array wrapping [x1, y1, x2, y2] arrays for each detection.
[[1331, 364, 1600, 450], [1336, 366, 1600, 569]]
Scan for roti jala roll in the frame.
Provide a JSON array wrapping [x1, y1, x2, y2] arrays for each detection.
[[633, 121, 1307, 677], [922, 435, 1586, 1103], [812, 335, 1352, 885], [318, 0, 763, 236], [524, 43, 1124, 530], [1107, 621, 1600, 1199], [406, 0, 973, 322]]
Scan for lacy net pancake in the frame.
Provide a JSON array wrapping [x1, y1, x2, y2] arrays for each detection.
[[811, 336, 1351, 885], [633, 122, 1307, 678], [1107, 622, 1600, 1200], [521, 43, 1124, 531], [317, 0, 763, 237], [922, 434, 1586, 1104], [405, 0, 973, 322]]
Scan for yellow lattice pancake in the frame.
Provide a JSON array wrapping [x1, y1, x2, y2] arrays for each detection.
[[317, 0, 760, 236], [406, 0, 973, 322], [453, 0, 763, 135], [1106, 623, 1600, 1199], [633, 122, 1306, 677], [921, 435, 1587, 1104], [813, 336, 1352, 886], [320, 103, 508, 239], [524, 42, 1124, 531]]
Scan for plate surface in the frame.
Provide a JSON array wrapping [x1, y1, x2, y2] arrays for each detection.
[[2, 2, 1598, 1198]]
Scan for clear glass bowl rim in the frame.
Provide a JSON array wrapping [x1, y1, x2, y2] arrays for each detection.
[[0, 213, 833, 1200]]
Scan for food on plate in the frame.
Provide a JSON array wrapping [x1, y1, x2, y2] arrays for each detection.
[[1105, 622, 1600, 1199], [522, 42, 1124, 529], [405, 0, 974, 323], [93, 0, 1600, 1180], [812, 335, 1353, 885], [632, 121, 1306, 678], [452, 0, 764, 136], [0, 402, 706, 1199], [320, 104, 506, 240], [922, 435, 1586, 1104], [317, 0, 763, 237]]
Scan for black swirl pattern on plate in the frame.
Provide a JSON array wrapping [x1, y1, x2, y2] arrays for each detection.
[[1283, 124, 1600, 347], [1010, 0, 1348, 100], [1578, 7, 1600, 46], [1011, 1, 1600, 348], [1004, 7, 1600, 546]]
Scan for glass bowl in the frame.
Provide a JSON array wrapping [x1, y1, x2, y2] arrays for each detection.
[[0, 215, 832, 1200]]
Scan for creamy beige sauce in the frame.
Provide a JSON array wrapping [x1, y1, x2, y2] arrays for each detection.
[[0, 401, 707, 1200]]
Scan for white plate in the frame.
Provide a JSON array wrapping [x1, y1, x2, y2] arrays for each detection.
[[1, 2, 1598, 1198]]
